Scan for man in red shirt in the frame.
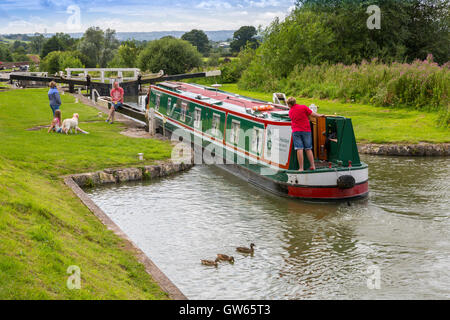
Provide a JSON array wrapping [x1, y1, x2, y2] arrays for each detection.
[[287, 97, 324, 171], [106, 81, 124, 124]]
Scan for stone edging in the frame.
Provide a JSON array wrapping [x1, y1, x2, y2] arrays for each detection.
[[358, 143, 449, 156], [64, 161, 193, 300], [70, 162, 193, 188]]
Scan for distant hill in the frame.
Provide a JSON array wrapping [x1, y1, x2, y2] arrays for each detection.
[[1, 31, 235, 42], [114, 31, 236, 42]]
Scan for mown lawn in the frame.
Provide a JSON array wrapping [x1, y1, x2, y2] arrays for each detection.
[[220, 84, 450, 144], [0, 88, 173, 299]]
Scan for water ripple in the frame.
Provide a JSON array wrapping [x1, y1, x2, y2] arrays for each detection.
[[86, 156, 450, 299]]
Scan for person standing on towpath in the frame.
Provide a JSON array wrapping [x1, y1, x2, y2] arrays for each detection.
[[106, 80, 124, 124], [48, 81, 61, 116]]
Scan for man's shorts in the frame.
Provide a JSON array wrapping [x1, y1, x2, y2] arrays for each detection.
[[112, 102, 122, 111], [293, 131, 313, 150]]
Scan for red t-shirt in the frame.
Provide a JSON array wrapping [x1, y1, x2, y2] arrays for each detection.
[[110, 87, 124, 103], [289, 104, 313, 132]]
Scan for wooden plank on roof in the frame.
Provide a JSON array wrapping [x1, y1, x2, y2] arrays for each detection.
[[159, 82, 182, 89]]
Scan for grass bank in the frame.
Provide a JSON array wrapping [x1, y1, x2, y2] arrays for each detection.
[[0, 88, 173, 299], [219, 84, 450, 144]]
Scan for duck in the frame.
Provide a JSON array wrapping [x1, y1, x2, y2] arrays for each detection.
[[217, 254, 235, 263], [236, 243, 255, 254], [201, 258, 219, 267]]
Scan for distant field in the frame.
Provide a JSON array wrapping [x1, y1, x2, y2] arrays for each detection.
[[0, 37, 30, 43]]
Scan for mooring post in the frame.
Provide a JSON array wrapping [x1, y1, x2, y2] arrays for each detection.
[[163, 120, 166, 137], [150, 107, 156, 136], [150, 108, 156, 136], [86, 74, 91, 97], [145, 108, 149, 133]]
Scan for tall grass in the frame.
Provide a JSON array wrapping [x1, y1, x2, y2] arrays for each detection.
[[239, 55, 449, 127]]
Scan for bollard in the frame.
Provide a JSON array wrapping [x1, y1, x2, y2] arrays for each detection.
[[75, 98, 78, 103], [138, 153, 144, 161]]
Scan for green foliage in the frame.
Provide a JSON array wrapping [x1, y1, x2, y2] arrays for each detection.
[[220, 47, 256, 83], [206, 53, 220, 67], [294, 0, 449, 64], [230, 26, 259, 53], [236, 1, 449, 125], [41, 33, 76, 58], [181, 29, 211, 56], [0, 44, 13, 62], [137, 37, 202, 75], [77, 27, 119, 68], [40, 51, 84, 74], [29, 33, 46, 55], [240, 56, 449, 126], [108, 41, 142, 68]]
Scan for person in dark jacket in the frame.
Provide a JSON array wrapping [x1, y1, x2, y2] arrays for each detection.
[[48, 81, 62, 116]]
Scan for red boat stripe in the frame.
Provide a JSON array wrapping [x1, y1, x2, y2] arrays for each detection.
[[287, 182, 369, 199]]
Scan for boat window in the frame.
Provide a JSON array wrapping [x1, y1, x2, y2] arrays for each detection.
[[212, 113, 220, 136], [167, 97, 176, 116], [180, 101, 188, 122], [266, 129, 272, 157], [155, 94, 161, 110], [230, 120, 240, 145], [251, 127, 263, 154], [194, 107, 202, 129]]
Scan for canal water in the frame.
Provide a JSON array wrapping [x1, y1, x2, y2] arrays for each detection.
[[86, 155, 450, 299]]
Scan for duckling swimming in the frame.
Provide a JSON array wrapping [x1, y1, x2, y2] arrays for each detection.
[[217, 254, 235, 263], [201, 258, 219, 267], [236, 243, 255, 254]]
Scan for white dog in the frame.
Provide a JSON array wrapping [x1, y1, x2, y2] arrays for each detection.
[[62, 113, 80, 134]]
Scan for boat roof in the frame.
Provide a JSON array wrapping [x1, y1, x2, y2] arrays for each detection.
[[154, 82, 291, 123]]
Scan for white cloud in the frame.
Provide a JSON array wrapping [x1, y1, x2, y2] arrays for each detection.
[[0, 0, 296, 33], [247, 0, 281, 8], [195, 1, 233, 10]]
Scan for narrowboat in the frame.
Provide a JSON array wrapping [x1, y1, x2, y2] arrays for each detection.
[[148, 82, 368, 201]]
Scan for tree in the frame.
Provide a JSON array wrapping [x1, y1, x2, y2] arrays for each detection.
[[181, 29, 211, 56], [108, 40, 142, 68], [403, 0, 450, 64], [41, 33, 75, 58], [230, 26, 258, 53], [137, 37, 202, 75], [30, 33, 46, 55], [0, 44, 12, 62], [40, 51, 83, 74], [77, 27, 119, 67], [294, 0, 449, 64]]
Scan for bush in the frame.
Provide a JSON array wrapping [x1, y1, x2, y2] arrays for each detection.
[[220, 47, 256, 83], [39, 51, 83, 74], [137, 37, 202, 75], [206, 53, 220, 67], [239, 54, 449, 124]]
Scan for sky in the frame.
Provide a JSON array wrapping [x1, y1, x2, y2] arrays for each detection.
[[0, 0, 296, 34]]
